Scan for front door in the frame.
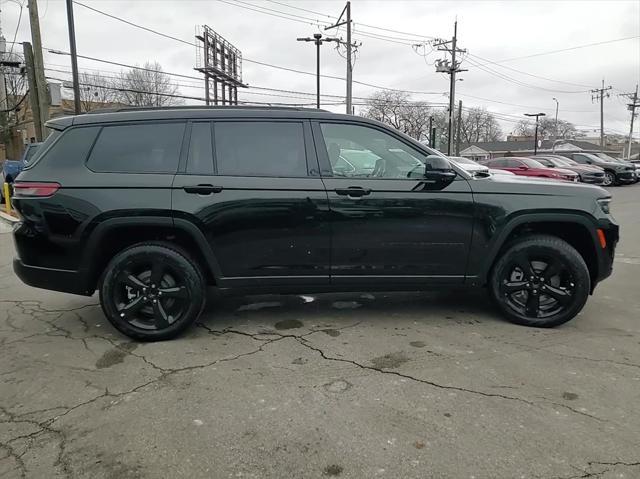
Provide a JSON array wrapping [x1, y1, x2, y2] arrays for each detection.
[[172, 120, 331, 287], [312, 121, 474, 285]]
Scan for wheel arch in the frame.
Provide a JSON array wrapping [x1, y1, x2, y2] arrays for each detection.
[[82, 216, 222, 292], [481, 213, 600, 289]]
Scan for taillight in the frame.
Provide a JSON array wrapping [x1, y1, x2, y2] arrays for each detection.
[[13, 182, 61, 197]]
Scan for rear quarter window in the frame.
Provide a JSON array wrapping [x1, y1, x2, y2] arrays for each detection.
[[26, 127, 99, 169], [87, 122, 186, 174]]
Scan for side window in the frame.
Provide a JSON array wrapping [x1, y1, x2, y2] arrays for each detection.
[[573, 154, 588, 164], [489, 159, 506, 167], [505, 159, 522, 168], [320, 123, 428, 179], [213, 122, 307, 177], [87, 122, 185, 174], [187, 122, 214, 175]]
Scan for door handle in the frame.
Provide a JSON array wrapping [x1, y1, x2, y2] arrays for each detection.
[[183, 184, 223, 195], [335, 187, 371, 197]]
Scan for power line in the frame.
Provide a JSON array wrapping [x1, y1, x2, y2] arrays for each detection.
[[47, 47, 445, 95], [476, 36, 640, 65], [73, 0, 196, 47], [221, 0, 426, 44], [465, 52, 596, 89], [457, 92, 593, 113], [7, 0, 24, 56], [464, 57, 590, 94], [263, 0, 436, 40]]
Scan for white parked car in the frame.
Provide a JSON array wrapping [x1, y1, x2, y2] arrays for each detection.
[[448, 156, 515, 176]]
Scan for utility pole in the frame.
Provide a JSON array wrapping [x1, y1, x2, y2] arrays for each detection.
[[552, 97, 559, 143], [27, 0, 49, 136], [325, 2, 358, 114], [455, 100, 462, 155], [65, 0, 81, 114], [22, 42, 43, 141], [525, 112, 546, 155], [590, 79, 612, 152], [433, 21, 467, 155], [428, 116, 433, 147], [297, 33, 339, 109], [621, 85, 639, 160]]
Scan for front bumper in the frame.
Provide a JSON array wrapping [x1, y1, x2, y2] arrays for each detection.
[[617, 171, 636, 183], [13, 259, 93, 296], [594, 221, 619, 287], [581, 173, 605, 185]]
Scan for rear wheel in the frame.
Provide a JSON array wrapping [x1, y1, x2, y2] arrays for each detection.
[[490, 235, 590, 328], [99, 242, 206, 341]]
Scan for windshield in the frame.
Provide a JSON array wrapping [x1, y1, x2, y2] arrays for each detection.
[[554, 157, 574, 166], [522, 158, 546, 168], [595, 153, 621, 162]]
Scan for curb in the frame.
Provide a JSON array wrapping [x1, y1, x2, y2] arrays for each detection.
[[0, 211, 19, 224]]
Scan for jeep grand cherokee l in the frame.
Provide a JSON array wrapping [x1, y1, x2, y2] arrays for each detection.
[[11, 107, 619, 341]]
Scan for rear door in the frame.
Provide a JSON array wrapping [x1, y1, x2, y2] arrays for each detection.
[[312, 120, 474, 285], [171, 119, 331, 287]]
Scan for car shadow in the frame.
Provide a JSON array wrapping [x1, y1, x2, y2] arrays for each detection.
[[196, 288, 502, 331]]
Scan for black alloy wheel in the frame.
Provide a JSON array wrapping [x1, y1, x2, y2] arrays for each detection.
[[490, 235, 590, 328], [499, 254, 574, 319], [99, 242, 205, 341]]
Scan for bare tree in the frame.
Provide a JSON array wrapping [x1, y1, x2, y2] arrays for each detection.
[[361, 91, 432, 141], [78, 72, 117, 112], [458, 107, 503, 144], [113, 62, 183, 107], [515, 117, 583, 139]]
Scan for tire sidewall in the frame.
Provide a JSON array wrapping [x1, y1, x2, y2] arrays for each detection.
[[99, 244, 205, 341], [490, 237, 590, 328]]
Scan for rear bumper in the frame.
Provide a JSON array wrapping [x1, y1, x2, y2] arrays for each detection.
[[13, 259, 93, 296]]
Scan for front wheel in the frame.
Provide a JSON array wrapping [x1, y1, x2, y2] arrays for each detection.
[[99, 242, 206, 341], [602, 171, 616, 186], [489, 235, 590, 328]]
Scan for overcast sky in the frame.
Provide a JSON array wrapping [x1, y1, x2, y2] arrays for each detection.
[[2, 0, 639, 138]]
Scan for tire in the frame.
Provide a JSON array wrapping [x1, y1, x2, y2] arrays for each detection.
[[602, 170, 616, 186], [99, 242, 206, 341], [489, 234, 590, 328]]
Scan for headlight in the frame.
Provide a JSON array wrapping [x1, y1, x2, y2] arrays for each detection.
[[596, 198, 611, 214]]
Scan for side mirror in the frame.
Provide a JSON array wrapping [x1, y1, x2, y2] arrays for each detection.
[[423, 155, 456, 189], [518, 165, 528, 170]]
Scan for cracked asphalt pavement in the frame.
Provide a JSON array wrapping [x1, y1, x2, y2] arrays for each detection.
[[1, 185, 639, 479]]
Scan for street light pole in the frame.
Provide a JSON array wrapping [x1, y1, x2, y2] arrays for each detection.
[[316, 35, 321, 109], [297, 33, 339, 109], [525, 112, 546, 155], [552, 97, 559, 143]]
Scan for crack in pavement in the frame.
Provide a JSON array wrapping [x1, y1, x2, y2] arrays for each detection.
[[0, 301, 618, 475], [559, 459, 640, 479]]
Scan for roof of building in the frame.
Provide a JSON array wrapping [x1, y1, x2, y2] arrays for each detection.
[[460, 139, 623, 155]]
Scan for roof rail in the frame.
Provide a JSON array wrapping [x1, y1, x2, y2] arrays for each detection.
[[86, 105, 328, 114]]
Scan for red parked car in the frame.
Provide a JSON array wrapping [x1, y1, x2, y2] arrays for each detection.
[[483, 157, 579, 182]]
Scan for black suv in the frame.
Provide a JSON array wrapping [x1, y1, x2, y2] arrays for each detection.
[[567, 152, 636, 186], [12, 107, 618, 340]]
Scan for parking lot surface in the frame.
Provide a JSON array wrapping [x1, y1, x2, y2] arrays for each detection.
[[1, 185, 639, 479]]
